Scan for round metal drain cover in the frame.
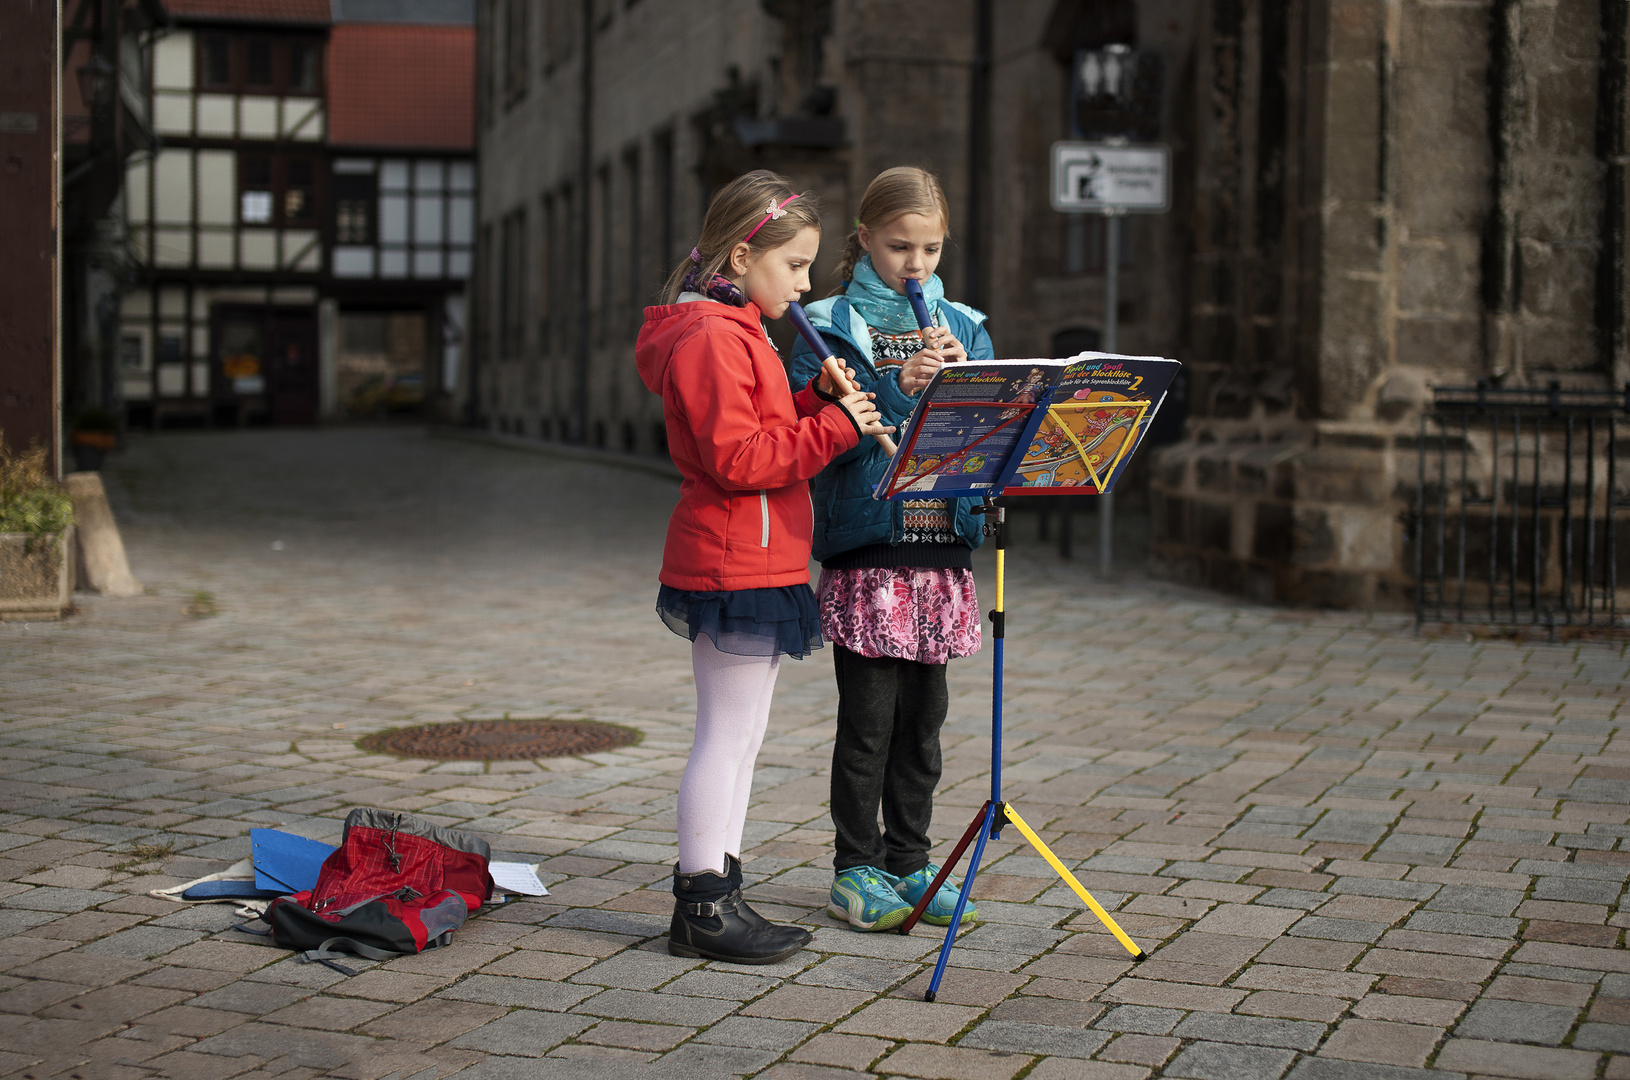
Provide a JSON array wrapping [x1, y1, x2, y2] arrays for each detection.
[[359, 719, 639, 761]]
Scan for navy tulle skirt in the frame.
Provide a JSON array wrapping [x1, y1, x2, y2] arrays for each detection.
[[657, 584, 824, 659]]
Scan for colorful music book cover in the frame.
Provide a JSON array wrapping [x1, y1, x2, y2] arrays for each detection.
[[877, 361, 1052, 497], [1003, 354, 1181, 496], [874, 354, 1180, 501]]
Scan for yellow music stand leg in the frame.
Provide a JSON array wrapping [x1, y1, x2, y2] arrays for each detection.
[[902, 503, 1144, 1003], [1000, 803, 1145, 959]]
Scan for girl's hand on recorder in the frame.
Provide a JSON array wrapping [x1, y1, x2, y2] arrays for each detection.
[[899, 350, 943, 394], [925, 325, 967, 364], [817, 362, 860, 398], [837, 390, 895, 436]]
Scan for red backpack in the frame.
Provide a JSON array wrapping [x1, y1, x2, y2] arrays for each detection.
[[250, 808, 494, 974]]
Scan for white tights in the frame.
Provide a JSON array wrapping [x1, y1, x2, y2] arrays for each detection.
[[676, 635, 780, 874]]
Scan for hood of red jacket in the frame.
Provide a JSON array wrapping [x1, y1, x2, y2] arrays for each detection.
[[636, 299, 767, 394]]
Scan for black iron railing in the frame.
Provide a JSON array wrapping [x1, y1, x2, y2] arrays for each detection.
[[1416, 382, 1630, 635]]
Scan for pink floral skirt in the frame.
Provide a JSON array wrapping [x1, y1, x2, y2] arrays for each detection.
[[817, 567, 982, 664]]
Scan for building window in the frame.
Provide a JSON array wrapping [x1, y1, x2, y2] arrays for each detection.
[[286, 160, 315, 223], [557, 183, 575, 351], [246, 40, 273, 87], [503, 0, 528, 104], [540, 194, 555, 354], [544, 0, 577, 71], [624, 148, 641, 327], [597, 164, 612, 344], [499, 209, 527, 357], [240, 152, 323, 227], [242, 155, 273, 223], [196, 34, 323, 95], [288, 43, 318, 92], [120, 334, 145, 370], [201, 35, 231, 88], [654, 130, 674, 281], [334, 173, 376, 244]]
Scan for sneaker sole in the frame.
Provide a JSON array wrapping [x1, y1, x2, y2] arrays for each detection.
[[827, 901, 910, 932], [916, 907, 977, 926]]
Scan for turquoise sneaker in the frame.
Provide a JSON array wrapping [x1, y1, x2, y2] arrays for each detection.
[[829, 866, 913, 931], [893, 864, 976, 926]]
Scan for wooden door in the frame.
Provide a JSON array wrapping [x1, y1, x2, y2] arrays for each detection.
[[266, 313, 318, 425]]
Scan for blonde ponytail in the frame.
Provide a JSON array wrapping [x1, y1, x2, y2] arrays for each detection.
[[832, 231, 866, 293]]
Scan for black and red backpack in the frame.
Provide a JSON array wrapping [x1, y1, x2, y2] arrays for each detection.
[[242, 808, 494, 973]]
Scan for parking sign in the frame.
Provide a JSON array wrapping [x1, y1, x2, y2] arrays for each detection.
[[1051, 142, 1170, 213]]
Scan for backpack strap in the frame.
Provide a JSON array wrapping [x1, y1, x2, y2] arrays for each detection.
[[294, 931, 456, 975]]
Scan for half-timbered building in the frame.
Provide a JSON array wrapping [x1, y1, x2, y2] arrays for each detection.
[[120, 0, 475, 427]]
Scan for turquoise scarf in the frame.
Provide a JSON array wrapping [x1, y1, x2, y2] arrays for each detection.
[[845, 255, 945, 335]]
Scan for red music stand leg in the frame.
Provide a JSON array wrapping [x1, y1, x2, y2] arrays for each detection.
[[898, 800, 991, 936]]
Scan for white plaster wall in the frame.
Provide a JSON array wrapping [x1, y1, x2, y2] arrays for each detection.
[[196, 151, 234, 226], [153, 92, 191, 136], [125, 162, 148, 224], [196, 94, 234, 137], [198, 230, 233, 269], [153, 31, 192, 90], [153, 150, 192, 225], [239, 96, 277, 138], [241, 229, 276, 270]]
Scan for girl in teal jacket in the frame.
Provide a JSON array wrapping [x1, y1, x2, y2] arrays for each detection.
[[787, 167, 991, 932]]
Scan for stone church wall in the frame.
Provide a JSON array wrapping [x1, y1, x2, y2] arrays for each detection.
[[1150, 0, 1629, 609]]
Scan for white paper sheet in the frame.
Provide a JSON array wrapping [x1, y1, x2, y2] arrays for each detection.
[[489, 861, 549, 896]]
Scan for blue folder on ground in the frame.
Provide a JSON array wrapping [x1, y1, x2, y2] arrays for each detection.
[[181, 879, 287, 901], [250, 829, 337, 894]]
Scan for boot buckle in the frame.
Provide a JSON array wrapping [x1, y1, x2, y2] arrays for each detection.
[[683, 898, 737, 917]]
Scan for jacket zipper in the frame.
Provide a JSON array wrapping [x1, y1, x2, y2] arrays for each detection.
[[759, 490, 770, 548]]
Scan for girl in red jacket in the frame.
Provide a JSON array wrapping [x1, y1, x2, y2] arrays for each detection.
[[635, 170, 892, 964]]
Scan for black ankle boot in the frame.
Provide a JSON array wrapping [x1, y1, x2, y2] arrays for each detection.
[[725, 854, 813, 947], [669, 864, 809, 965]]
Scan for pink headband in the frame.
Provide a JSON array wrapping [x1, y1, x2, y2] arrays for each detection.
[[742, 194, 801, 244]]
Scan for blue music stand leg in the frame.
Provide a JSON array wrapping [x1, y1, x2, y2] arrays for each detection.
[[924, 800, 997, 1003]]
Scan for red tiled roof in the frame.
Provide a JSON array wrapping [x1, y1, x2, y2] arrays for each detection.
[[326, 24, 475, 150], [164, 0, 331, 24]]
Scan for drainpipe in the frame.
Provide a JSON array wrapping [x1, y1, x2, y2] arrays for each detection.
[[1483, 0, 1523, 381], [964, 0, 991, 309], [575, 0, 593, 442]]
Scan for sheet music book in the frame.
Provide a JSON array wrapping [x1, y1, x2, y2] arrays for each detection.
[[874, 353, 1181, 500]]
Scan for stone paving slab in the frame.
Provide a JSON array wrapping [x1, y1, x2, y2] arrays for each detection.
[[0, 427, 1626, 1079]]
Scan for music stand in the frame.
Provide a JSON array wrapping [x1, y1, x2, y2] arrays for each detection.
[[874, 360, 1176, 1002]]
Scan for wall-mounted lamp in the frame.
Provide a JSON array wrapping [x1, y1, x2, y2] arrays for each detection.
[[76, 53, 116, 112]]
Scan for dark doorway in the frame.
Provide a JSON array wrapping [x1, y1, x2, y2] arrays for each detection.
[[337, 311, 425, 419], [213, 305, 319, 426]]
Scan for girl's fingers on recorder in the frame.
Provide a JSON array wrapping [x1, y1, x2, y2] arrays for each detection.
[[818, 363, 861, 396], [934, 330, 968, 363], [900, 352, 943, 393], [837, 390, 885, 432]]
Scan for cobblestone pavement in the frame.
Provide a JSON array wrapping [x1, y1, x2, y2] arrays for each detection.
[[2, 427, 1629, 1080]]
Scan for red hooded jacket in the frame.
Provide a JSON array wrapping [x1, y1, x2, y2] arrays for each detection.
[[636, 298, 860, 591]]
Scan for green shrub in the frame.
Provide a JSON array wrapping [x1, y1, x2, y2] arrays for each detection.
[[0, 432, 73, 538]]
